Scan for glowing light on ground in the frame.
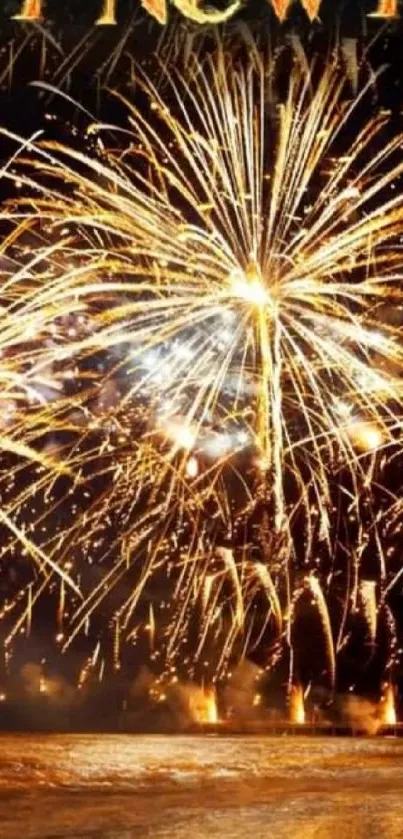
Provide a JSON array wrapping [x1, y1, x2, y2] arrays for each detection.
[[289, 684, 306, 725], [381, 683, 397, 726], [189, 686, 219, 724]]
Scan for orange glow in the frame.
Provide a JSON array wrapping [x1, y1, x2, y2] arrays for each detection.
[[381, 683, 397, 726], [289, 684, 305, 725], [190, 686, 219, 724], [13, 0, 118, 23], [347, 421, 384, 453], [371, 0, 398, 16], [12, 0, 43, 20]]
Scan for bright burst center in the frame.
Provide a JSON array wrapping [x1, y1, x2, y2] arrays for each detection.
[[230, 263, 270, 308]]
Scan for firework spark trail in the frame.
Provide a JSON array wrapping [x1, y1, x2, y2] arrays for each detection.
[[0, 228, 91, 596], [0, 44, 403, 684]]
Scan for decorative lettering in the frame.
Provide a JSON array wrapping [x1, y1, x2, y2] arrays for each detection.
[[10, 0, 402, 26], [270, 0, 322, 20]]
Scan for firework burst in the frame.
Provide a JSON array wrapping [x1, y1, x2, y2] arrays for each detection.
[[2, 43, 403, 688]]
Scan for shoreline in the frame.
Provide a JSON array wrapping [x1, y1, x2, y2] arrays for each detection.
[[0, 723, 401, 736]]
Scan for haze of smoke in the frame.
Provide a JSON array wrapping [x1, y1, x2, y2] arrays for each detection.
[[222, 661, 266, 720], [21, 662, 75, 706], [339, 695, 381, 735]]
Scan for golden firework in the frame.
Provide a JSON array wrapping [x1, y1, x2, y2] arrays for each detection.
[[1, 44, 403, 686]]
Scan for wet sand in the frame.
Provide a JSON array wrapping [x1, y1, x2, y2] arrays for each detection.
[[0, 734, 402, 838]]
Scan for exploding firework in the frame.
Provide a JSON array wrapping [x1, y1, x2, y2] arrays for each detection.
[[1, 42, 403, 693]]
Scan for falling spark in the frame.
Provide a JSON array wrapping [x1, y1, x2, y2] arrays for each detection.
[[58, 579, 65, 634], [360, 580, 377, 647]]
